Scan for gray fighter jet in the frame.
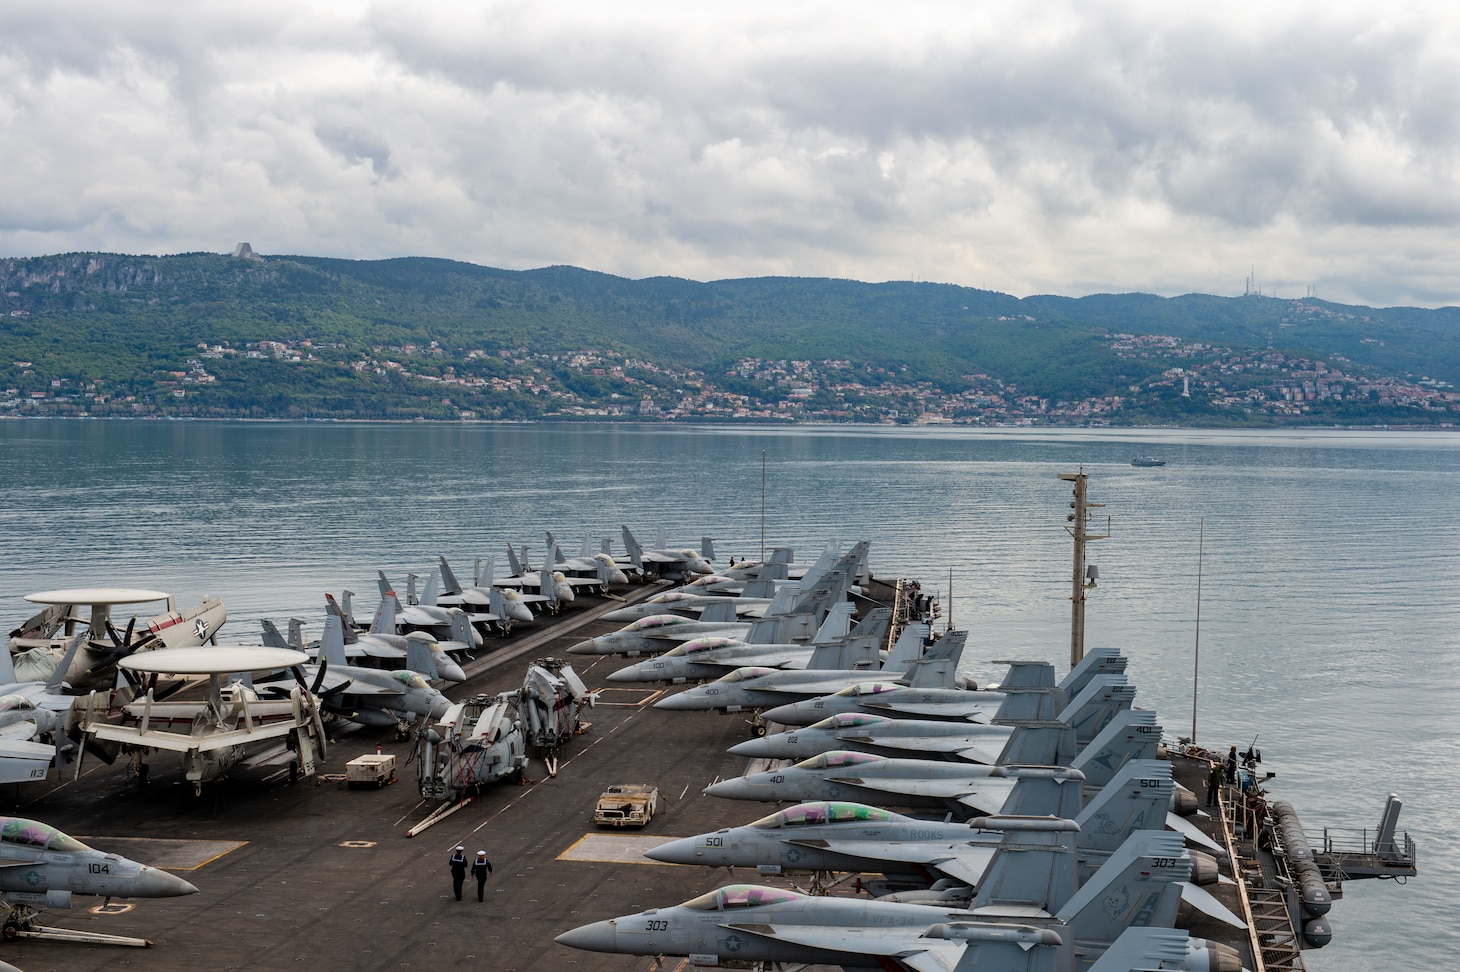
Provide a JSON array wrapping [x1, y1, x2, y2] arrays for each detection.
[[620, 526, 715, 579], [377, 571, 495, 643], [543, 531, 630, 586], [728, 702, 1151, 774], [561, 830, 1231, 971], [262, 598, 467, 683], [567, 580, 842, 657], [651, 624, 957, 713], [604, 603, 878, 684], [0, 814, 199, 946], [758, 647, 1128, 729], [255, 615, 451, 730], [649, 760, 1194, 888], [599, 584, 783, 622]]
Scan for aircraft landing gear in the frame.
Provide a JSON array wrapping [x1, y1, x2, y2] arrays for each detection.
[[0, 903, 153, 947]]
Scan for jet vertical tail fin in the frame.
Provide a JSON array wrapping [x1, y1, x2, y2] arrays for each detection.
[[809, 601, 857, 645], [260, 620, 290, 650], [1056, 676, 1135, 747], [701, 537, 716, 562], [41, 633, 84, 691], [488, 586, 511, 625], [506, 544, 525, 578], [288, 617, 311, 649], [698, 601, 738, 624], [376, 572, 401, 614], [998, 767, 1086, 819], [621, 526, 645, 570], [967, 816, 1081, 916], [904, 630, 968, 688], [419, 570, 442, 607], [339, 590, 357, 628], [1056, 648, 1127, 706], [406, 635, 440, 680], [448, 608, 475, 648], [994, 660, 1057, 689], [1054, 831, 1189, 945], [1074, 759, 1173, 857], [320, 614, 349, 669], [996, 723, 1077, 767], [881, 622, 931, 674], [438, 556, 465, 596], [991, 687, 1058, 723], [539, 569, 561, 611], [1070, 710, 1160, 788], [741, 578, 778, 600]]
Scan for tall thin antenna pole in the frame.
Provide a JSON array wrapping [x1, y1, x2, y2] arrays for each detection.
[[760, 450, 766, 563], [947, 567, 954, 632], [1191, 517, 1204, 742]]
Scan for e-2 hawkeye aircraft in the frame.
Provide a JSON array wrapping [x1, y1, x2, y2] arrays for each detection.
[[71, 646, 328, 795], [7, 587, 226, 689]]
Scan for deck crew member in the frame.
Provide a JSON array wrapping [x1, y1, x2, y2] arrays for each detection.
[[472, 850, 494, 902], [449, 845, 468, 901]]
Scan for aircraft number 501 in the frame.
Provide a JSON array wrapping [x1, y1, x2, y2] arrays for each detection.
[[704, 837, 724, 847], [1138, 779, 1162, 788]]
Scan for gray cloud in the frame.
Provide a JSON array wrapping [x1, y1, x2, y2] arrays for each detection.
[[0, 1, 1457, 307]]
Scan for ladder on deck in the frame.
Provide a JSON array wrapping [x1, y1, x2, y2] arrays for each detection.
[[1222, 788, 1307, 972]]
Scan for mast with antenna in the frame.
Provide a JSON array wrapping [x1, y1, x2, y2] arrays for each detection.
[[1191, 517, 1204, 742], [1058, 468, 1109, 668]]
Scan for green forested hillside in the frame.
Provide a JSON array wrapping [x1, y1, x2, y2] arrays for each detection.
[[1, 252, 1456, 425]]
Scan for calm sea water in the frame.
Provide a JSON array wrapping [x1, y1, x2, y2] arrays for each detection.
[[1, 419, 1455, 970]]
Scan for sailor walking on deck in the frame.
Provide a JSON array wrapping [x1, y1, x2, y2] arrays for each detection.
[[1225, 745, 1239, 785], [449, 845, 468, 901], [472, 850, 494, 901], [1206, 760, 1224, 807]]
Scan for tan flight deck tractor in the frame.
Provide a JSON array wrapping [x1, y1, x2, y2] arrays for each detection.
[[593, 784, 660, 827], [345, 753, 397, 789]]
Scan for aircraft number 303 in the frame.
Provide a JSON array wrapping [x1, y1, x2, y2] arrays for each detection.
[[645, 920, 670, 931]]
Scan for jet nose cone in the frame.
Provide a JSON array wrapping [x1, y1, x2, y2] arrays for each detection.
[[555, 918, 618, 953], [703, 778, 752, 800], [601, 606, 641, 622], [760, 703, 800, 724], [134, 865, 200, 897], [653, 691, 700, 711], [567, 639, 600, 655], [438, 660, 467, 682], [605, 666, 642, 684], [727, 738, 772, 758], [643, 836, 698, 865]]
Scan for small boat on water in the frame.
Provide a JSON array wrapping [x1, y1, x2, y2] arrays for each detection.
[[1130, 455, 1167, 467]]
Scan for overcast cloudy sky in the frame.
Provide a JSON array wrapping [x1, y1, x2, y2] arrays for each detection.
[[2, 2, 1457, 307]]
